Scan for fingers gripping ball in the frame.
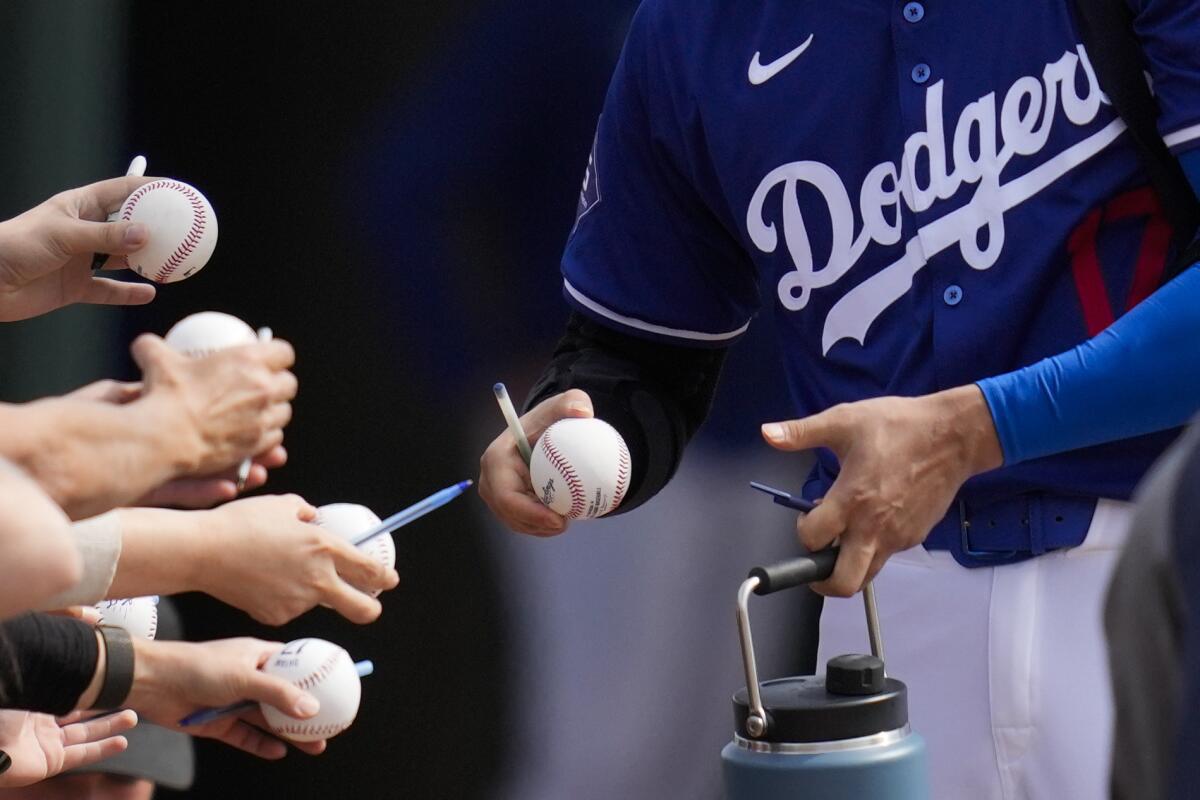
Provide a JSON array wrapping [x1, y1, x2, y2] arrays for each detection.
[[119, 179, 218, 283], [164, 311, 257, 356], [314, 503, 396, 597], [94, 596, 159, 640], [260, 638, 361, 742], [529, 418, 631, 520]]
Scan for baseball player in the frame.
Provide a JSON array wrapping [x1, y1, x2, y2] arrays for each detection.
[[478, 1, 1200, 797]]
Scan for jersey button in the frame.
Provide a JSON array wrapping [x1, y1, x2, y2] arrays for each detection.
[[911, 63, 931, 84], [943, 285, 963, 306], [903, 2, 925, 22]]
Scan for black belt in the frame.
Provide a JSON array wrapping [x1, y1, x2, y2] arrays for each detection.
[[923, 493, 1098, 568]]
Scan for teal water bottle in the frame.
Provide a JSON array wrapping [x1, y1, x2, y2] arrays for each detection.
[[722, 550, 930, 799]]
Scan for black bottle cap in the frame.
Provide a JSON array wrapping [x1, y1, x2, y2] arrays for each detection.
[[826, 654, 886, 696], [732, 661, 909, 743]]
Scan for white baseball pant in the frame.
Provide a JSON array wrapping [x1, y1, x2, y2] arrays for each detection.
[[818, 499, 1131, 800]]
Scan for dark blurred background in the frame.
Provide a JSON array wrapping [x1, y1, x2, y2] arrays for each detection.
[[0, 3, 816, 797]]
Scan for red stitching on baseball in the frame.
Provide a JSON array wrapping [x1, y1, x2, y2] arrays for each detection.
[[293, 650, 341, 692], [541, 434, 587, 518], [366, 536, 391, 564], [120, 179, 208, 283], [612, 435, 631, 511], [273, 721, 351, 738]]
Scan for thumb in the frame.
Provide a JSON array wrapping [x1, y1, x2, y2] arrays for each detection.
[[521, 389, 594, 439], [129, 333, 176, 376], [56, 218, 149, 256], [761, 407, 848, 452], [244, 672, 321, 720]]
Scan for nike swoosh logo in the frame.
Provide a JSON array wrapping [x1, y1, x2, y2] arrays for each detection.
[[748, 34, 815, 86]]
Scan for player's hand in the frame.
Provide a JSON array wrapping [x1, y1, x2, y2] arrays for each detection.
[[136, 446, 288, 508], [127, 637, 327, 759], [196, 494, 398, 625], [478, 389, 594, 536], [132, 334, 297, 479], [0, 709, 137, 788], [761, 385, 1003, 597], [0, 176, 156, 321]]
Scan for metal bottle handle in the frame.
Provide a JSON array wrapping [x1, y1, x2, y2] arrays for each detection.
[[735, 547, 886, 739]]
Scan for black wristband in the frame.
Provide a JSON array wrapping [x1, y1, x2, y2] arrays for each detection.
[[91, 626, 135, 710]]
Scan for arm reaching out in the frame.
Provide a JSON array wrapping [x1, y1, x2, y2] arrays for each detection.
[[0, 175, 156, 321], [0, 335, 297, 519], [126, 637, 326, 759], [104, 496, 398, 625], [0, 459, 81, 619]]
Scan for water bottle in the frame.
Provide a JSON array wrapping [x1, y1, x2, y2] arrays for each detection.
[[722, 549, 930, 799]]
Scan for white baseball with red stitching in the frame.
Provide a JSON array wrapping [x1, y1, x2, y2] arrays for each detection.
[[164, 311, 257, 357], [120, 179, 218, 283], [529, 418, 631, 520], [314, 503, 395, 597], [260, 638, 361, 743], [94, 596, 159, 640]]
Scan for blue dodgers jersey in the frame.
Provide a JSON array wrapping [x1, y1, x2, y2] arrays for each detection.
[[562, 0, 1200, 503]]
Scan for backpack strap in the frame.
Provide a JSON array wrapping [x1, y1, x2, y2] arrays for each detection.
[[1071, 0, 1200, 280]]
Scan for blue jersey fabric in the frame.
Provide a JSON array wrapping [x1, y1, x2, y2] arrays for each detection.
[[562, 0, 1200, 508], [1183, 149, 1200, 192]]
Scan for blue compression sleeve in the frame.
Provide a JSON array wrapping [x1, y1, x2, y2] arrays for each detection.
[[978, 263, 1200, 464]]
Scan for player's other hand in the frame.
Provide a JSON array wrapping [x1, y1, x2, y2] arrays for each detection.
[[127, 637, 327, 759], [761, 385, 1004, 597], [131, 333, 297, 479], [0, 175, 156, 322], [479, 389, 594, 536], [196, 494, 398, 626]]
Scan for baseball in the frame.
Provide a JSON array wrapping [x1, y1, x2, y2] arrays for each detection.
[[164, 311, 257, 357], [94, 596, 159, 640], [314, 503, 396, 597], [119, 179, 218, 283], [260, 638, 361, 742], [529, 418, 631, 520]]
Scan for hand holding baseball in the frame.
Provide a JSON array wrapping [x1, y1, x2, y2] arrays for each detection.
[[126, 637, 327, 759], [0, 175, 156, 321], [478, 389, 595, 536], [315, 503, 397, 597], [131, 333, 297, 478], [197, 494, 398, 625]]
